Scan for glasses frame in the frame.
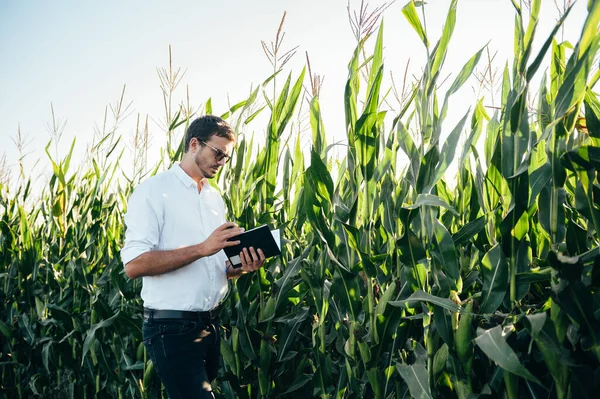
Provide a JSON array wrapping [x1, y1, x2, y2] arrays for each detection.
[[199, 140, 232, 163]]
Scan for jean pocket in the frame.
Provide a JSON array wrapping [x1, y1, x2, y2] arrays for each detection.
[[142, 321, 161, 343], [165, 320, 197, 335]]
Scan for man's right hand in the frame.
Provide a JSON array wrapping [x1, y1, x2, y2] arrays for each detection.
[[200, 222, 244, 257]]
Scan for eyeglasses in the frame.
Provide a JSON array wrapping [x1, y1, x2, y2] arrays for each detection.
[[200, 140, 232, 163]]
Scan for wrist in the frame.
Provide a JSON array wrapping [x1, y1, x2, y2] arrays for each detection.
[[196, 243, 207, 258], [227, 266, 247, 278]]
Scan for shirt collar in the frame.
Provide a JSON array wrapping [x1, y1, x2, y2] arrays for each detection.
[[170, 163, 197, 189]]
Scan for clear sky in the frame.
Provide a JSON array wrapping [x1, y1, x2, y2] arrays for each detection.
[[0, 0, 589, 185]]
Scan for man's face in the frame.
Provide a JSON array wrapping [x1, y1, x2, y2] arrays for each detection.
[[193, 136, 234, 179]]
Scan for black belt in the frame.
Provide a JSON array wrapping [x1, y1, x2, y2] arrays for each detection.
[[143, 308, 219, 321]]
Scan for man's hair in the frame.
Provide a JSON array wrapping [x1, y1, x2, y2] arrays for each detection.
[[184, 115, 236, 152]]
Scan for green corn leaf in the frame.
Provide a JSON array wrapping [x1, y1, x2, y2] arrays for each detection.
[[431, 220, 459, 282], [396, 363, 433, 399], [458, 98, 489, 172], [205, 98, 212, 114], [538, 185, 566, 244], [428, 110, 469, 190], [281, 374, 313, 395], [523, 314, 572, 395], [578, 0, 600, 61], [561, 145, 600, 171], [366, 368, 383, 398], [515, 268, 551, 285], [169, 112, 189, 132], [332, 268, 361, 320], [526, 4, 573, 81], [452, 216, 486, 246], [502, 90, 530, 178], [277, 68, 306, 138], [355, 110, 385, 181], [584, 89, 600, 138], [404, 193, 459, 216], [373, 282, 406, 349], [514, 239, 532, 301], [345, 47, 360, 141], [397, 229, 427, 267], [244, 105, 266, 125], [480, 244, 509, 314], [484, 113, 501, 166], [310, 96, 326, 157], [275, 307, 309, 362], [449, 46, 486, 97], [433, 343, 449, 375], [229, 99, 247, 114], [259, 296, 277, 322], [389, 289, 462, 314], [367, 22, 384, 104], [416, 146, 440, 193], [433, 304, 455, 348], [274, 247, 310, 313], [82, 311, 120, 364], [397, 121, 420, 188], [498, 175, 529, 244], [440, 47, 485, 121], [430, 0, 457, 87], [0, 320, 12, 339], [475, 325, 542, 385], [18, 205, 33, 247], [235, 300, 257, 361], [271, 73, 292, 131], [372, 139, 395, 183], [402, 1, 428, 48], [528, 162, 551, 208], [555, 45, 597, 120], [41, 341, 52, 373], [307, 150, 334, 203], [554, 281, 600, 358], [519, 0, 540, 75]]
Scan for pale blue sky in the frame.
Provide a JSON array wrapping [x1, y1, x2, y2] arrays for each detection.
[[0, 0, 589, 183]]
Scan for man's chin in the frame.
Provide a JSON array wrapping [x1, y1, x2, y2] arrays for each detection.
[[204, 168, 219, 178]]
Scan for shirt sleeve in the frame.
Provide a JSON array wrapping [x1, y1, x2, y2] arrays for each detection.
[[121, 180, 163, 266]]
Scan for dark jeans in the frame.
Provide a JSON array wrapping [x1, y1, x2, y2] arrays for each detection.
[[143, 316, 221, 399]]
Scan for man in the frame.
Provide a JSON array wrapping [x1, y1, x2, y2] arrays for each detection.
[[121, 115, 265, 398]]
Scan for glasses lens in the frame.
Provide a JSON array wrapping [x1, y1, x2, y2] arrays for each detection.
[[202, 141, 230, 163]]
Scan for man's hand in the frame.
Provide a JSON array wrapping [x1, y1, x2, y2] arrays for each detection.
[[239, 247, 266, 272], [201, 222, 245, 257]]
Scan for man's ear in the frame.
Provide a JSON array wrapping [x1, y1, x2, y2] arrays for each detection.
[[190, 138, 200, 152]]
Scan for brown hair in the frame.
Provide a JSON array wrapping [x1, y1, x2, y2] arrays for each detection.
[[184, 115, 236, 152]]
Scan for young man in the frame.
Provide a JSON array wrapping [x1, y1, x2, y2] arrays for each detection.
[[121, 115, 265, 398]]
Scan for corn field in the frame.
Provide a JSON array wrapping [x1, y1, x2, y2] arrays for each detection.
[[2, 1, 600, 398]]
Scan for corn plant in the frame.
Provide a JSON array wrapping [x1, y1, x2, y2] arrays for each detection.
[[2, 1, 600, 398]]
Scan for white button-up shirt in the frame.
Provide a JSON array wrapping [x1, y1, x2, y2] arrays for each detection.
[[121, 164, 229, 311]]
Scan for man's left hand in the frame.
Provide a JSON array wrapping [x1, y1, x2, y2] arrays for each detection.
[[240, 247, 266, 272]]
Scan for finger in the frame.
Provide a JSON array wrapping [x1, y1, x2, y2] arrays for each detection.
[[223, 239, 241, 247], [227, 228, 245, 238], [240, 250, 249, 269], [249, 247, 258, 262], [243, 248, 256, 270], [257, 248, 266, 261], [219, 222, 238, 231]]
